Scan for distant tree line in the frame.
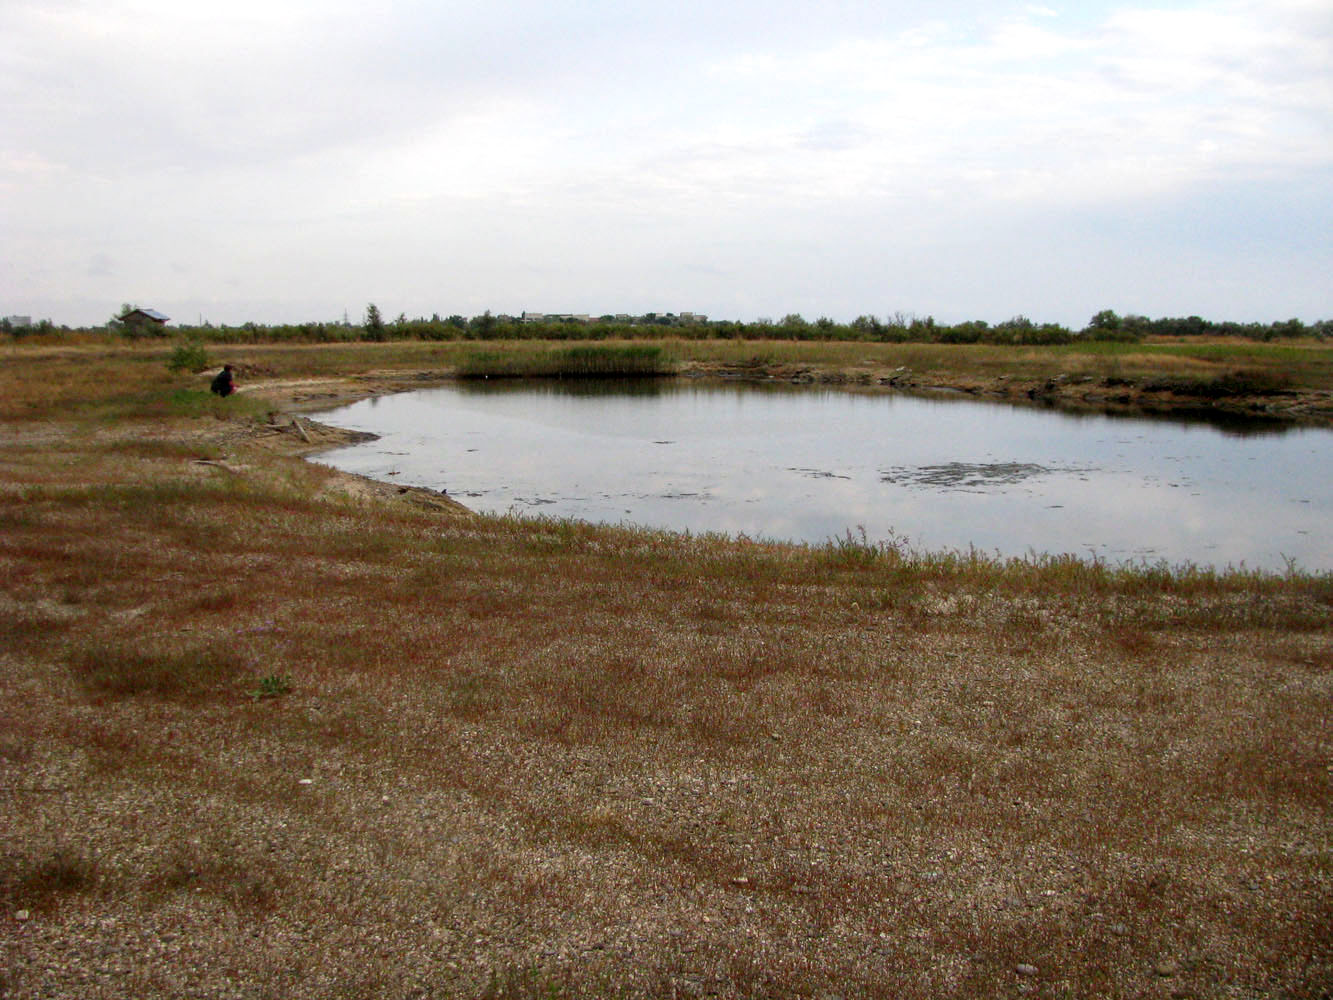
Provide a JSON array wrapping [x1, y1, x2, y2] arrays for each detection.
[[4, 307, 1330, 344], [0, 317, 59, 338], [167, 307, 1333, 346]]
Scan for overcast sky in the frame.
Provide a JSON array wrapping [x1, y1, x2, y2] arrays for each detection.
[[2, 0, 1329, 328]]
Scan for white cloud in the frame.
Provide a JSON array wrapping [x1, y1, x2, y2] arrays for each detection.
[[1, 0, 1329, 325]]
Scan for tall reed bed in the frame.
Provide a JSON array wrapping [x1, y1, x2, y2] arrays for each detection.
[[457, 343, 674, 378]]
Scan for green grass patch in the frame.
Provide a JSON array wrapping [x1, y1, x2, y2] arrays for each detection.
[[250, 673, 292, 699], [160, 387, 273, 420]]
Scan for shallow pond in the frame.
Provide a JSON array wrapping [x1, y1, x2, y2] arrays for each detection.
[[315, 380, 1333, 572]]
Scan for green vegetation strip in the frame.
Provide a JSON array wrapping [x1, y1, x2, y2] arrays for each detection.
[[457, 344, 675, 378]]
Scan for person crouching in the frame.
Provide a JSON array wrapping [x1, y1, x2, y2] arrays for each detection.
[[210, 364, 235, 397]]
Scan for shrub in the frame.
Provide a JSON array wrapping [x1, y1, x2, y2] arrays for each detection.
[[166, 336, 211, 374], [250, 674, 292, 699]]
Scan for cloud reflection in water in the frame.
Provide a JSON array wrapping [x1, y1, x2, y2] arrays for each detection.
[[316, 382, 1333, 572]]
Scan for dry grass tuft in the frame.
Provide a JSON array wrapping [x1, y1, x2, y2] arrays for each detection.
[[0, 848, 100, 913], [68, 645, 246, 700]]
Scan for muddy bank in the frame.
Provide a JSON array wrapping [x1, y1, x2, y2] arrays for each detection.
[[677, 360, 1333, 427], [236, 369, 456, 413], [233, 403, 475, 518]]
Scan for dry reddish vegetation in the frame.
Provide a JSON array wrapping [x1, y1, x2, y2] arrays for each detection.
[[1, 344, 1330, 999]]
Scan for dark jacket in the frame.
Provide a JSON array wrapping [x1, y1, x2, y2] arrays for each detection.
[[210, 367, 234, 396]]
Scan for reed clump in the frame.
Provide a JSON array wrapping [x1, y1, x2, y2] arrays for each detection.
[[457, 343, 675, 378]]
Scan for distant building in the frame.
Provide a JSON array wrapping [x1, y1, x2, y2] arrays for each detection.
[[118, 308, 170, 331], [4, 315, 32, 327], [119, 308, 169, 324]]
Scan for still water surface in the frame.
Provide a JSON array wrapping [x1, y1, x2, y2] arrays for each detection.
[[315, 381, 1333, 571]]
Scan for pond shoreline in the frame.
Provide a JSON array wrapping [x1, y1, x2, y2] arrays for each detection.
[[252, 359, 1333, 429], [238, 360, 1333, 529], [290, 369, 1333, 571]]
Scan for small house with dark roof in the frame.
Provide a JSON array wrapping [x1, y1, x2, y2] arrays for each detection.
[[118, 308, 170, 329]]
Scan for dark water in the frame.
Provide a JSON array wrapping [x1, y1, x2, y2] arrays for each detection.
[[315, 380, 1333, 571]]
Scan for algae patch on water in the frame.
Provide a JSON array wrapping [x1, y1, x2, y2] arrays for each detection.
[[881, 461, 1092, 492]]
